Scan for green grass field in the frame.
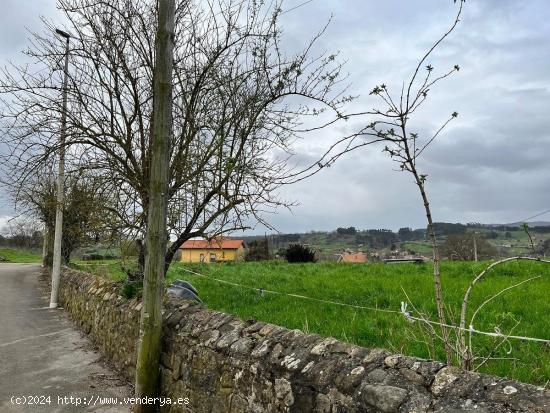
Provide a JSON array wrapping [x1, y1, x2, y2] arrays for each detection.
[[400, 241, 433, 254], [77, 258, 550, 385], [166, 260, 550, 385], [0, 248, 42, 263]]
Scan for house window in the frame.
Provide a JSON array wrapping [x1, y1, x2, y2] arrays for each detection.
[[199, 253, 205, 263], [210, 253, 216, 263]]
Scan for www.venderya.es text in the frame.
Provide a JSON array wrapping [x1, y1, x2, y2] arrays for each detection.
[[10, 395, 190, 407]]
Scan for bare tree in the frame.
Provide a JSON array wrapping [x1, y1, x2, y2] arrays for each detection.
[[442, 233, 498, 261], [334, 1, 466, 364], [9, 166, 118, 264], [0, 0, 350, 276], [1, 217, 43, 250]]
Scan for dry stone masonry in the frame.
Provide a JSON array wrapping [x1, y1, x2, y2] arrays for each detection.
[[58, 269, 550, 412]]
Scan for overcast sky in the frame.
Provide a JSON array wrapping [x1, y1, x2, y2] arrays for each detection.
[[0, 0, 549, 233]]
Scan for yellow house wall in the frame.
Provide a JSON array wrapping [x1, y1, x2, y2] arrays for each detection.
[[180, 246, 244, 263]]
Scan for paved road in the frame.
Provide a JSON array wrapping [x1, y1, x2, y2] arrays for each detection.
[[0, 264, 132, 412]]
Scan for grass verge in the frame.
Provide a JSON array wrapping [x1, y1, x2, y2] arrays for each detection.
[[0, 248, 42, 263]]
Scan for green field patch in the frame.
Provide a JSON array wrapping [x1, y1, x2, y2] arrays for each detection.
[[0, 248, 42, 263], [165, 260, 550, 385], [78, 258, 550, 385]]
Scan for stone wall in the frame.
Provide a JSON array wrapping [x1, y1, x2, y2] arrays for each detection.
[[58, 269, 550, 413]]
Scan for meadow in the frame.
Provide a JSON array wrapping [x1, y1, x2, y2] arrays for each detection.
[[20, 250, 550, 386], [163, 260, 550, 386], [0, 248, 42, 263]]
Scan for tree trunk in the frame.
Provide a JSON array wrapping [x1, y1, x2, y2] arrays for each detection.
[[134, 1, 175, 411], [43, 225, 55, 267], [164, 234, 192, 274], [61, 243, 71, 265], [138, 238, 146, 273], [416, 177, 453, 365]]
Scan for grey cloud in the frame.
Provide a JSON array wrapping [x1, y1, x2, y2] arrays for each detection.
[[266, 0, 550, 233], [0, 0, 64, 217], [1, 0, 549, 232]]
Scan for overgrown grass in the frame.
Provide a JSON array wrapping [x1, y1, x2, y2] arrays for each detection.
[[81, 257, 550, 385], [0, 248, 42, 263], [164, 260, 550, 385], [71, 259, 128, 281]]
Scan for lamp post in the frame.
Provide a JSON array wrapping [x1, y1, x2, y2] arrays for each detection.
[[49, 29, 71, 309]]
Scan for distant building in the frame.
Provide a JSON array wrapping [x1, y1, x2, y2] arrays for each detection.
[[336, 252, 368, 263], [179, 238, 245, 263]]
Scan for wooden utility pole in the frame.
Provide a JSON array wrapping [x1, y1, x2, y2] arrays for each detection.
[[134, 0, 175, 411], [49, 29, 71, 308]]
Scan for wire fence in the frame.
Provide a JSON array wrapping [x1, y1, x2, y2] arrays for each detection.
[[71, 260, 550, 345], [177, 266, 550, 345], [180, 267, 401, 314]]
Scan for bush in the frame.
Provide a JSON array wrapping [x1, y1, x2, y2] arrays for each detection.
[[284, 244, 316, 263], [82, 253, 102, 261], [245, 239, 270, 261], [120, 280, 142, 299], [81, 252, 117, 261], [539, 239, 550, 256]]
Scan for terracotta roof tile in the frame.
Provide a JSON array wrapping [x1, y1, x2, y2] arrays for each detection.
[[180, 238, 244, 250], [338, 252, 368, 263]]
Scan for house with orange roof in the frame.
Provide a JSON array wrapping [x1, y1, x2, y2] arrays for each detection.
[[179, 238, 245, 263], [336, 251, 368, 263]]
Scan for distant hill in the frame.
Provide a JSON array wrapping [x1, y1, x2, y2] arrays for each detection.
[[239, 221, 550, 260], [502, 221, 550, 228]]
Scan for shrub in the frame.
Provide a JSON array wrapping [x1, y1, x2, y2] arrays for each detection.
[[284, 244, 316, 263], [82, 253, 103, 261], [245, 239, 270, 261], [120, 280, 142, 299]]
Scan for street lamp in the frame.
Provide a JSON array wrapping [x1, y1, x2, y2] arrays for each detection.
[[49, 28, 71, 308]]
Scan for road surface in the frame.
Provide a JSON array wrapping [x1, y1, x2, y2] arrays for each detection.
[[0, 264, 132, 412]]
